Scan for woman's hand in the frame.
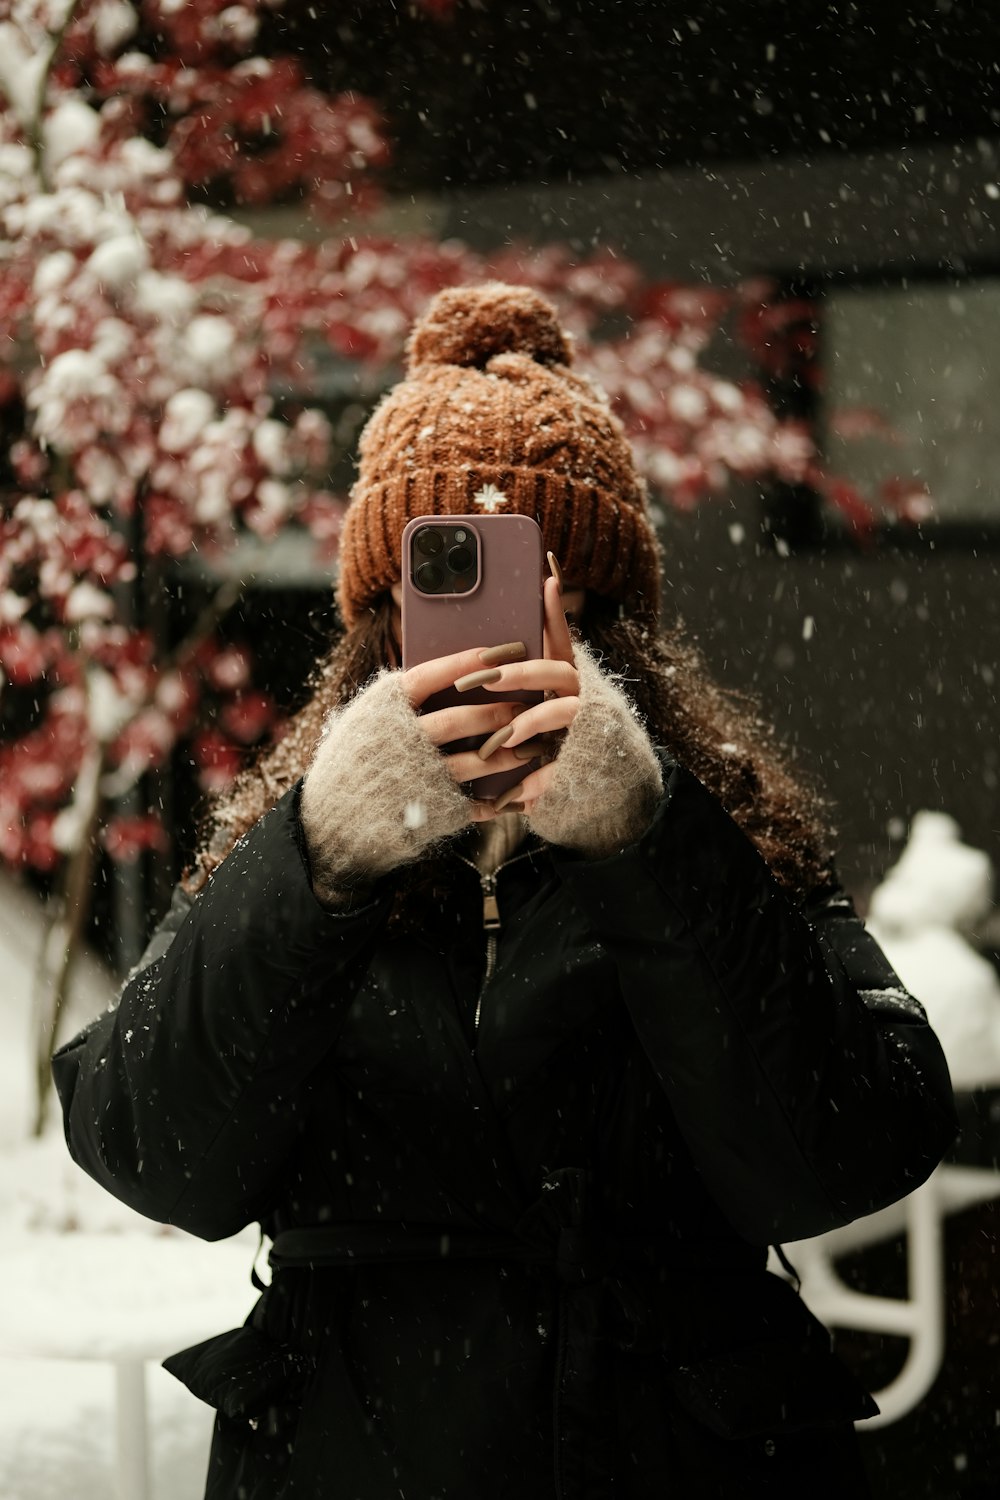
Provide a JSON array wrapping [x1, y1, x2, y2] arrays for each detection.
[[401, 574, 579, 821], [476, 572, 665, 854]]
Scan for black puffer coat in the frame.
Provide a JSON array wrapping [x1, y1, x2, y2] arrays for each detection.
[[54, 756, 957, 1499]]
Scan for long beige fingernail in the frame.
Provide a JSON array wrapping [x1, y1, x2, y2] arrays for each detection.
[[493, 782, 526, 812], [547, 552, 564, 593], [455, 667, 503, 693], [479, 641, 527, 666], [512, 739, 545, 761], [477, 724, 514, 760]]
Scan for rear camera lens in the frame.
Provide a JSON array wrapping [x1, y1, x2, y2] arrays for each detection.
[[415, 526, 444, 556], [448, 545, 474, 574], [415, 561, 445, 592]]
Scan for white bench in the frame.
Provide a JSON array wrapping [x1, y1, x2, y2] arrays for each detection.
[[2, 1230, 255, 1500]]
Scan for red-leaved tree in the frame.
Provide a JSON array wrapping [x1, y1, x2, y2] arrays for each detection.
[[0, 0, 924, 1132]]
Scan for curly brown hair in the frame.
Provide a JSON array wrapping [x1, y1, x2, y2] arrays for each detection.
[[185, 593, 835, 901]]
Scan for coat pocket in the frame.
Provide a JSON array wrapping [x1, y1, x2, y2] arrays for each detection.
[[163, 1326, 317, 1437], [667, 1337, 878, 1441]]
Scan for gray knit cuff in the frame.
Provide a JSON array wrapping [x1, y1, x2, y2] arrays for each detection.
[[526, 641, 663, 859], [300, 671, 471, 900]]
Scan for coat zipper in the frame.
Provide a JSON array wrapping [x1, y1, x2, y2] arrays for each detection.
[[455, 848, 536, 1042]]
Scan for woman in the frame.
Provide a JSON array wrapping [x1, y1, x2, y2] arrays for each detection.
[[54, 283, 956, 1499]]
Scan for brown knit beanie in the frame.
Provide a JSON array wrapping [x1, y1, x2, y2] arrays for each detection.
[[336, 281, 662, 625]]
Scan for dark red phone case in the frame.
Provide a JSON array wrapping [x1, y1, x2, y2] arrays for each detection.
[[400, 513, 545, 801]]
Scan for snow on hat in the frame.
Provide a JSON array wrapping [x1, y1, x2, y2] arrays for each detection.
[[335, 281, 662, 625]]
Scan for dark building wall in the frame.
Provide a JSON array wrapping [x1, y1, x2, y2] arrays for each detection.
[[658, 492, 999, 900], [439, 140, 1000, 282]]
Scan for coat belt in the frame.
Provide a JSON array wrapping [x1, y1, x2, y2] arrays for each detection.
[[270, 1222, 548, 1269]]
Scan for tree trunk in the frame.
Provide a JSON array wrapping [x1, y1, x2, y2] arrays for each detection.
[[32, 743, 104, 1137]]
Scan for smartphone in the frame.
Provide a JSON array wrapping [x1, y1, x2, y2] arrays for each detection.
[[400, 513, 544, 801]]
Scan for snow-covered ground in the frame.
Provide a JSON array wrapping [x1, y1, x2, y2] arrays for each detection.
[[0, 873, 256, 1500], [0, 817, 999, 1499], [0, 1356, 211, 1500]]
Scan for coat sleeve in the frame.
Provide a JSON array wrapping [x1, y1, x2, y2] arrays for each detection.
[[553, 756, 958, 1245], [52, 784, 390, 1241]]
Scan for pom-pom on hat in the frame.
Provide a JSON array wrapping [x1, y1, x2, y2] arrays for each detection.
[[336, 281, 662, 625]]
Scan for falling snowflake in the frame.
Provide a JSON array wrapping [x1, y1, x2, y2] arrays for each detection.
[[473, 484, 508, 513], [403, 800, 427, 830]]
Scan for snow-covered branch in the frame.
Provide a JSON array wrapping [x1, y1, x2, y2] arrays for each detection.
[[0, 0, 81, 188]]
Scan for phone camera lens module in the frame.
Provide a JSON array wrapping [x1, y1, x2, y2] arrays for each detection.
[[415, 561, 445, 592], [415, 526, 444, 557], [447, 545, 474, 575]]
